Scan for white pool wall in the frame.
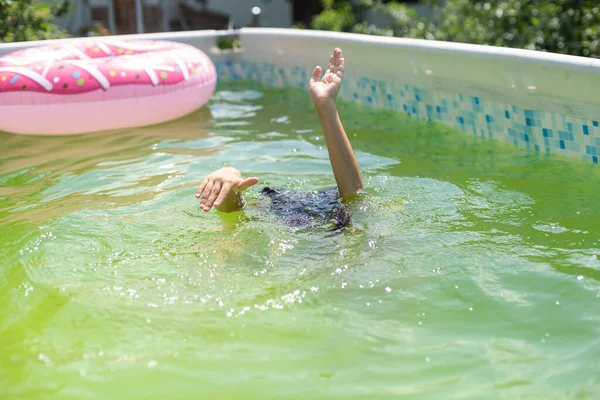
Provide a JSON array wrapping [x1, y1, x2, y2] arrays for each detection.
[[229, 29, 600, 164], [1, 28, 599, 164]]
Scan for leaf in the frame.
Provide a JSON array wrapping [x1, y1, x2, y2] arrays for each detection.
[[0, 0, 69, 43]]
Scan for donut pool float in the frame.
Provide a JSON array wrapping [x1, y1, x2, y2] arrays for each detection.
[[0, 38, 216, 135]]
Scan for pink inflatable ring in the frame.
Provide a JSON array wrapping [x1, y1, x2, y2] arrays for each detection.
[[0, 38, 216, 135]]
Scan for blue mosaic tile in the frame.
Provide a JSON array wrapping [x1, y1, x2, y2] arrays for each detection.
[[586, 145, 597, 155], [215, 60, 599, 164]]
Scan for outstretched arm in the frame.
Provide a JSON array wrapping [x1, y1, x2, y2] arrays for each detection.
[[309, 48, 363, 197], [196, 167, 259, 212]]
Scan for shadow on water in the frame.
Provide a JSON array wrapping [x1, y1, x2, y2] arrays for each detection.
[[0, 107, 214, 225]]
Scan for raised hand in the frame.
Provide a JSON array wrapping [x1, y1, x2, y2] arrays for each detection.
[[309, 48, 345, 107], [195, 167, 259, 212], [307, 48, 363, 197]]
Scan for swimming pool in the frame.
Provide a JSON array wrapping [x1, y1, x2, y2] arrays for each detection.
[[1, 29, 600, 398]]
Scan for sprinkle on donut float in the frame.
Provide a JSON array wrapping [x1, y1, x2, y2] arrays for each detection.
[[0, 39, 217, 135]]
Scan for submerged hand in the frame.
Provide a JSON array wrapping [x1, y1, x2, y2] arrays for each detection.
[[309, 48, 344, 107], [196, 167, 259, 212]]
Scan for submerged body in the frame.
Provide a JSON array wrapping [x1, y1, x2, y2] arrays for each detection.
[[260, 187, 350, 230], [196, 48, 362, 223]]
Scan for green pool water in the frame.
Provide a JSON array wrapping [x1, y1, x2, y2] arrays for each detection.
[[1, 81, 599, 399]]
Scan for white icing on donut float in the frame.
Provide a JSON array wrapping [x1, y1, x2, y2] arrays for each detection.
[[0, 39, 216, 135]]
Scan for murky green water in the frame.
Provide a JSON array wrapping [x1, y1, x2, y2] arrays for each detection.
[[1, 81, 600, 399]]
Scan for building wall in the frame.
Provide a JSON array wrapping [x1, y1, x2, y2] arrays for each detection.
[[50, 0, 293, 34], [195, 0, 292, 28], [50, 0, 433, 35]]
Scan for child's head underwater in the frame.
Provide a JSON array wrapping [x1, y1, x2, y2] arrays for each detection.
[[260, 187, 350, 231]]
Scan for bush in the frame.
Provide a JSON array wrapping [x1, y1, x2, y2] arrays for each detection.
[[431, 0, 600, 58], [311, 0, 356, 31], [352, 1, 433, 38], [0, 0, 70, 43], [311, 0, 600, 58]]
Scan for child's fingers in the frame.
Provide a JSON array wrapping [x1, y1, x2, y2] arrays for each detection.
[[336, 59, 344, 77], [334, 49, 342, 68], [327, 55, 334, 73], [203, 182, 222, 211], [196, 178, 208, 198], [310, 66, 322, 83], [213, 183, 233, 207], [199, 181, 214, 207], [238, 177, 259, 191], [333, 57, 344, 73]]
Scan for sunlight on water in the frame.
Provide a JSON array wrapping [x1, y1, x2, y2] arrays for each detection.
[[1, 82, 600, 399]]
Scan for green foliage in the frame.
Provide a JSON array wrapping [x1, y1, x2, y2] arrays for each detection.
[[431, 0, 600, 58], [0, 0, 70, 43], [217, 37, 241, 50], [311, 0, 382, 31], [310, 0, 600, 58], [311, 0, 355, 31], [352, 2, 432, 38]]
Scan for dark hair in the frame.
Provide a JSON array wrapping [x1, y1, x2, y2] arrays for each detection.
[[260, 186, 350, 232]]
